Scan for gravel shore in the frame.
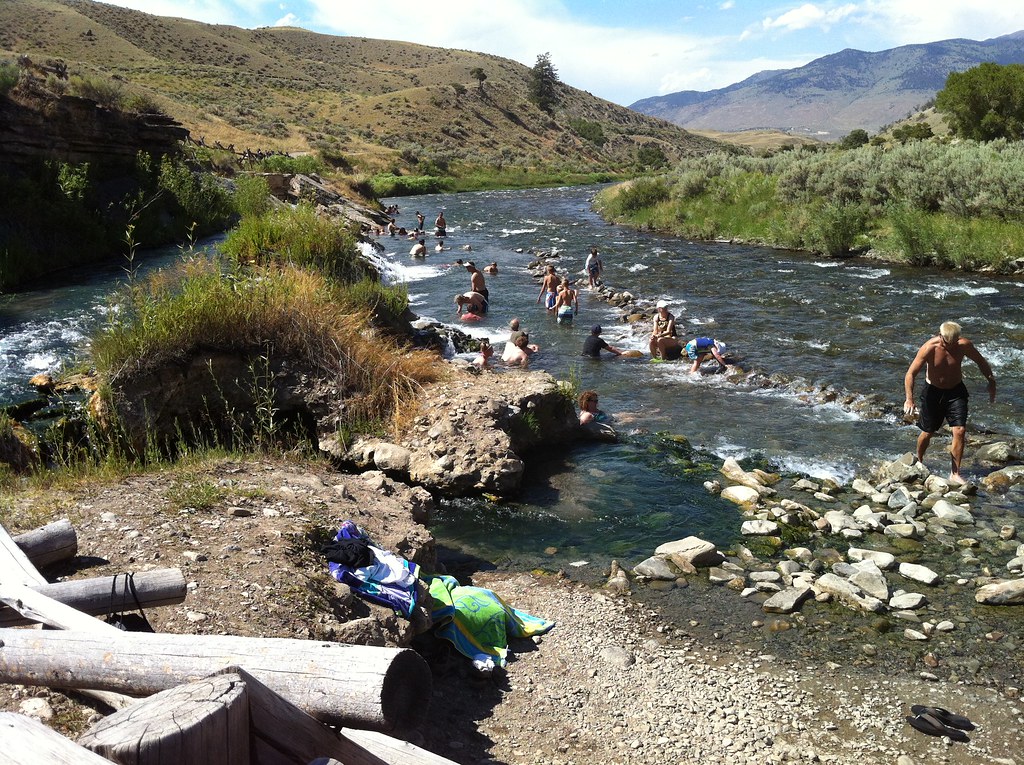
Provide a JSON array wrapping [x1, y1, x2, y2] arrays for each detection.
[[420, 571, 1023, 765]]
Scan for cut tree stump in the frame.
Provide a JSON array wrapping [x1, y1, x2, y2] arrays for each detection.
[[79, 668, 457, 765], [0, 569, 186, 627], [1, 711, 114, 764], [79, 672, 250, 765], [0, 628, 431, 730], [12, 518, 78, 568]]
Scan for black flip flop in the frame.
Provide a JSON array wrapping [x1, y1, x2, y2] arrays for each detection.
[[910, 704, 975, 731], [906, 713, 971, 742]]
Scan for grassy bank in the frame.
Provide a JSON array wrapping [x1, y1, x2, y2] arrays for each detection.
[[369, 168, 626, 198], [595, 141, 1024, 272]]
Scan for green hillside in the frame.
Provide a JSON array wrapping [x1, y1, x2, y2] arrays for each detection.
[[0, 0, 723, 174]]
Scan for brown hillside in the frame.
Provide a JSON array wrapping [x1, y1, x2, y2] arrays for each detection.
[[0, 0, 725, 172]]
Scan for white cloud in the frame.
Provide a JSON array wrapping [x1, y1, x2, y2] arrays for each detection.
[[762, 3, 859, 33], [719, 1, 735, 9], [274, 12, 300, 27]]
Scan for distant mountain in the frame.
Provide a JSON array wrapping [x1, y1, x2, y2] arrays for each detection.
[[630, 32, 1024, 139], [0, 0, 722, 173]]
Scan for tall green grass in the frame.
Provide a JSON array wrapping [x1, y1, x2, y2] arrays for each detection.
[[596, 140, 1024, 271]]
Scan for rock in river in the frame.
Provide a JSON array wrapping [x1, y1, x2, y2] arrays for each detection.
[[899, 562, 940, 586], [975, 578, 1024, 605]]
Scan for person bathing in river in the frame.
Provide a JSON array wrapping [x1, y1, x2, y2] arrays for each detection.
[[465, 262, 488, 304], [585, 247, 603, 288], [472, 339, 494, 370], [415, 211, 425, 231], [649, 301, 683, 360], [483, 262, 498, 275], [903, 320, 996, 485], [582, 325, 622, 358], [537, 265, 560, 311], [454, 291, 487, 316], [577, 390, 606, 425], [506, 318, 539, 357], [410, 238, 428, 258], [554, 278, 578, 324], [435, 211, 447, 237], [503, 335, 531, 367], [685, 337, 729, 373]]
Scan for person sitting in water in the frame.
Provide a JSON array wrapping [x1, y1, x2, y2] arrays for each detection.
[[503, 334, 531, 367], [577, 389, 607, 425], [506, 318, 539, 356], [649, 300, 683, 360], [582, 325, 623, 358], [472, 339, 493, 370], [483, 262, 498, 274], [685, 337, 729, 373], [434, 241, 449, 253], [455, 291, 487, 316], [554, 278, 578, 324], [410, 239, 428, 257]]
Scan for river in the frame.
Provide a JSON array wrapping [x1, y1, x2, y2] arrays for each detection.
[[2, 186, 1022, 575], [366, 186, 1024, 573]]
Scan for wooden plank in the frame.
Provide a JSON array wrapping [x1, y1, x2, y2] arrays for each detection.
[[0, 628, 431, 730], [1, 711, 115, 764], [13, 519, 78, 568], [0, 569, 187, 628], [0, 521, 48, 585], [79, 672, 249, 765], [341, 729, 460, 765]]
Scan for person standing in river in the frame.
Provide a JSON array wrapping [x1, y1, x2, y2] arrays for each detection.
[[537, 265, 560, 312], [435, 211, 447, 237], [903, 321, 997, 485], [465, 261, 488, 304], [584, 247, 603, 288]]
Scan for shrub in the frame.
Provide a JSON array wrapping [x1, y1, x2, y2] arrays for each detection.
[[568, 118, 606, 147], [0, 62, 19, 96], [158, 155, 233, 233], [369, 174, 445, 197], [233, 174, 272, 219], [220, 203, 374, 284], [68, 74, 124, 109], [255, 154, 325, 175], [804, 202, 868, 256], [614, 177, 670, 214]]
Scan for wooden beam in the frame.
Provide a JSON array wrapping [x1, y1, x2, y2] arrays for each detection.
[[1, 712, 114, 764], [0, 629, 431, 730], [13, 519, 78, 569], [0, 569, 186, 628], [0, 582, 129, 632], [0, 522, 48, 585]]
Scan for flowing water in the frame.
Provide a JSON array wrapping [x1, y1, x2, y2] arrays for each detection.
[[371, 186, 1023, 575], [2, 188, 1022, 576]]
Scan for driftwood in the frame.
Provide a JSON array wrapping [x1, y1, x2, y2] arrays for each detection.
[[1, 712, 113, 764], [0, 569, 186, 627], [0, 522, 48, 586], [12, 518, 78, 568], [79, 667, 455, 765], [0, 628, 430, 729]]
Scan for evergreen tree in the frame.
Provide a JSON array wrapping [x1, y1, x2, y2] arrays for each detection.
[[936, 62, 1024, 141], [528, 53, 560, 113], [470, 67, 487, 92]]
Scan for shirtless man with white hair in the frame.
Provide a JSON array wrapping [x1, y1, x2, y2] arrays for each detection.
[[903, 320, 997, 485]]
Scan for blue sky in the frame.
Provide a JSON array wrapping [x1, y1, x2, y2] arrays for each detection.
[[98, 1, 1024, 105]]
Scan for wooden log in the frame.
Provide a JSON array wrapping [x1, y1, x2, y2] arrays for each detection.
[[0, 569, 187, 627], [0, 628, 431, 730], [13, 518, 78, 568], [1, 712, 114, 764], [0, 522, 48, 585], [79, 672, 249, 765]]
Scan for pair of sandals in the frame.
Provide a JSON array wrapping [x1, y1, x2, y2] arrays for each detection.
[[906, 705, 975, 742]]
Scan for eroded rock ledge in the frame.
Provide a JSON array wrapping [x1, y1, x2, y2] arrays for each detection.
[[326, 366, 578, 497]]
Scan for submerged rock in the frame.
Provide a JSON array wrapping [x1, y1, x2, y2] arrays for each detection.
[[975, 578, 1024, 605]]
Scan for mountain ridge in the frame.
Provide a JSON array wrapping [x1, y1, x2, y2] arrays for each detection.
[[630, 32, 1024, 138]]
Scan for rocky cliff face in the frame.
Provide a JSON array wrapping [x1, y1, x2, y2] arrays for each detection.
[[0, 89, 187, 171]]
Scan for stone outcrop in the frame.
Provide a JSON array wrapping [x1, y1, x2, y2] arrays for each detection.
[[334, 367, 578, 497], [0, 89, 186, 172]]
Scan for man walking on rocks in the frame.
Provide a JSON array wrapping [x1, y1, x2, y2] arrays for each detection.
[[903, 321, 996, 485]]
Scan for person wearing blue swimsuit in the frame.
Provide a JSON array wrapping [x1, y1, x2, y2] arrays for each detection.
[[685, 337, 729, 373]]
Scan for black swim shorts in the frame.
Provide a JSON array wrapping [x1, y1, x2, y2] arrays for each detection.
[[918, 382, 969, 432], [663, 343, 683, 361]]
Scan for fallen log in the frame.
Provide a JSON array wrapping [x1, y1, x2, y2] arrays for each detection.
[[0, 628, 430, 730], [0, 569, 186, 628], [13, 518, 78, 568], [0, 523, 48, 585], [1, 711, 114, 764]]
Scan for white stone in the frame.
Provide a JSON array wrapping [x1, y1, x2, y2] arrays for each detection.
[[931, 499, 974, 525], [889, 592, 927, 609], [812, 573, 885, 613], [824, 510, 860, 533], [975, 578, 1024, 605], [722, 485, 762, 506], [741, 519, 779, 535], [654, 536, 724, 568], [935, 620, 956, 632], [899, 562, 940, 585], [884, 523, 920, 540], [904, 628, 929, 641], [852, 478, 876, 496], [762, 584, 813, 614], [849, 560, 890, 600], [847, 547, 896, 570]]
